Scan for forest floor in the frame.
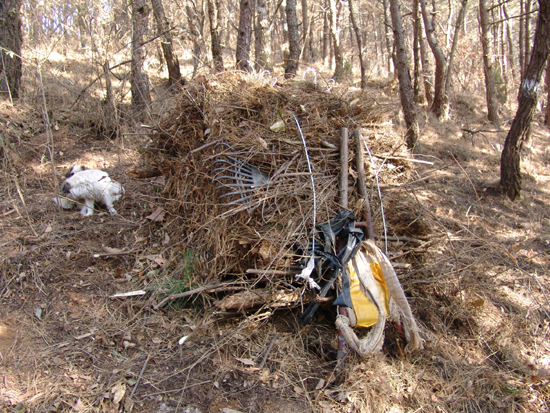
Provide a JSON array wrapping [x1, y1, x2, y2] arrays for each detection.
[[1, 56, 550, 413]]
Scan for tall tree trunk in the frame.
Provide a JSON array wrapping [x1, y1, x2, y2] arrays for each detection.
[[419, 19, 433, 106], [524, 0, 531, 75], [131, 0, 151, 114], [479, 0, 499, 124], [519, 0, 525, 74], [207, 0, 224, 71], [389, 0, 420, 149], [102, 61, 118, 139], [151, 0, 181, 86], [309, 10, 316, 62], [322, 6, 329, 65], [445, 0, 467, 94], [499, 4, 509, 101], [254, 0, 270, 70], [328, 0, 344, 80], [236, 0, 253, 71], [186, 2, 205, 78], [413, 0, 421, 100], [301, 0, 310, 62], [420, 0, 447, 118], [348, 0, 366, 88], [0, 0, 22, 100], [500, 0, 550, 200], [503, 5, 516, 81], [382, 0, 394, 75], [285, 0, 300, 78], [546, 57, 550, 124]]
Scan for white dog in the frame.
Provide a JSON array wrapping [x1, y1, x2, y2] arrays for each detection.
[[53, 165, 124, 216]]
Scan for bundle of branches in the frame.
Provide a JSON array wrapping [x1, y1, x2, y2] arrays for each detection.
[[150, 71, 409, 310]]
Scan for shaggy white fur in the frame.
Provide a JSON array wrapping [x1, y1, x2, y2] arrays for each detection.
[[53, 165, 124, 216]]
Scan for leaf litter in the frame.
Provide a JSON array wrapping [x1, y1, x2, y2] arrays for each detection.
[[0, 69, 549, 412]]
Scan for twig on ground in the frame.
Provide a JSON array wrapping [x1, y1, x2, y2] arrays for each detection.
[[258, 333, 278, 369], [130, 355, 150, 398], [153, 283, 222, 310]]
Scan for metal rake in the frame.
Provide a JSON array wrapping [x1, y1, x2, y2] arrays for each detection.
[[213, 143, 271, 216]]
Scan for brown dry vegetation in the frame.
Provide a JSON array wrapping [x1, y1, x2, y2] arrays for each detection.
[[1, 51, 550, 413]]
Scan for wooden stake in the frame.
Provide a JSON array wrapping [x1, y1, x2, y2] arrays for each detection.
[[354, 130, 375, 241], [339, 127, 349, 209]]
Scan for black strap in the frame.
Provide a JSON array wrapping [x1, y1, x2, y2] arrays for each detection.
[[298, 211, 364, 324]]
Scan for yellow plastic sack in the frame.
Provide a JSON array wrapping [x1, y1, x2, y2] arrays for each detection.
[[348, 259, 390, 328]]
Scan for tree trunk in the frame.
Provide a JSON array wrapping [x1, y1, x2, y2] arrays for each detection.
[[186, 2, 205, 78], [413, 0, 421, 100], [207, 0, 224, 71], [328, 0, 344, 80], [151, 0, 181, 86], [102, 61, 118, 139], [308, 9, 317, 62], [420, 0, 447, 118], [524, 0, 531, 75], [322, 6, 329, 65], [254, 0, 270, 70], [419, 18, 433, 106], [479, 0, 499, 124], [389, 0, 420, 149], [500, 0, 550, 200], [236, 0, 253, 71], [301, 0, 310, 62], [445, 0, 467, 95], [285, 0, 300, 78], [382, 0, 394, 75], [0, 0, 22, 100], [131, 0, 151, 114], [546, 57, 550, 124], [348, 0, 366, 88], [519, 0, 525, 74]]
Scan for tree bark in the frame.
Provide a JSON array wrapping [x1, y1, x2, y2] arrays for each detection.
[[102, 61, 118, 139], [186, 2, 205, 78], [445, 0, 467, 95], [322, 5, 329, 65], [500, 0, 550, 200], [503, 6, 516, 81], [546, 57, 550, 124], [420, 0, 447, 118], [479, 0, 499, 125], [524, 0, 531, 75], [285, 0, 300, 78], [131, 0, 151, 114], [301, 0, 310, 62], [207, 0, 224, 71], [419, 18, 433, 106], [151, 0, 181, 86], [236, 0, 253, 71], [254, 0, 270, 70], [389, 0, 420, 149], [348, 0, 366, 88], [0, 0, 22, 100], [328, 0, 344, 80], [308, 9, 316, 62], [382, 0, 394, 75], [520, 0, 525, 74], [413, 0, 421, 100]]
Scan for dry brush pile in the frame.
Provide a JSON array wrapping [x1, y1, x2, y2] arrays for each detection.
[[148, 71, 418, 312]]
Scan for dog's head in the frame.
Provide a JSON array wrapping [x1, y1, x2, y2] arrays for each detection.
[[110, 182, 125, 202], [65, 165, 87, 178]]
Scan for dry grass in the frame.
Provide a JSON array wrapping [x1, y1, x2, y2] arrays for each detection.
[[0, 50, 549, 413]]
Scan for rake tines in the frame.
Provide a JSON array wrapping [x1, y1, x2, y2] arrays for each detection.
[[213, 144, 271, 216]]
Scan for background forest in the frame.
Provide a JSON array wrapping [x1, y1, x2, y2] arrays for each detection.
[[1, 0, 550, 412]]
